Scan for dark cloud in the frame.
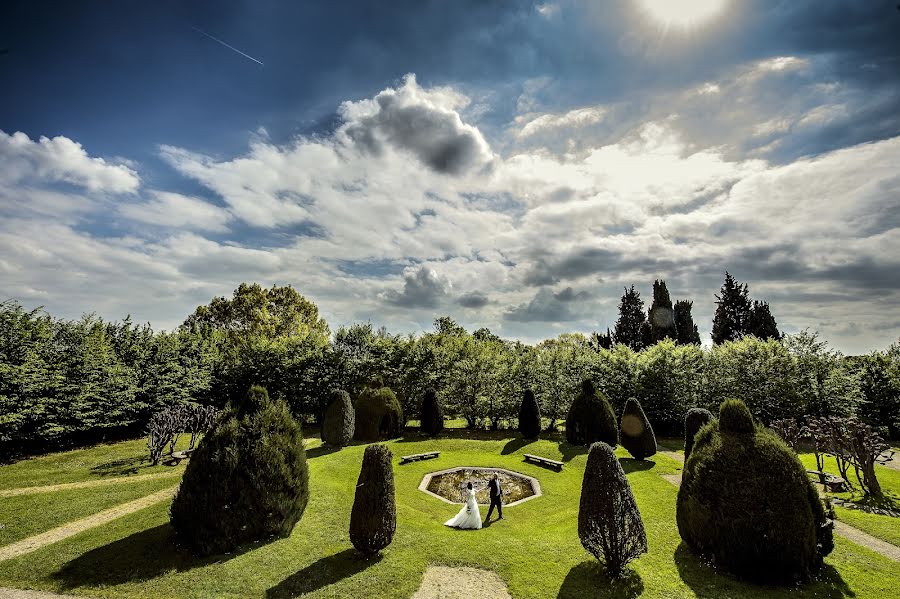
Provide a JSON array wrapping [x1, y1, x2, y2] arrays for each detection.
[[458, 291, 490, 308], [504, 287, 590, 322], [524, 248, 680, 286], [382, 265, 450, 308]]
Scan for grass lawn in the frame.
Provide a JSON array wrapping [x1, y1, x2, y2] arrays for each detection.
[[0, 431, 897, 598]]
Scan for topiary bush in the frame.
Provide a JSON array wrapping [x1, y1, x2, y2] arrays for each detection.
[[683, 407, 714, 461], [518, 388, 541, 440], [620, 397, 657, 460], [322, 389, 354, 447], [349, 443, 396, 555], [420, 388, 444, 437], [170, 385, 309, 556], [354, 382, 403, 442], [566, 379, 617, 447], [676, 399, 833, 583], [578, 442, 648, 577]]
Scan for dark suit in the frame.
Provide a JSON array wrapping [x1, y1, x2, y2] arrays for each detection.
[[486, 478, 503, 520]]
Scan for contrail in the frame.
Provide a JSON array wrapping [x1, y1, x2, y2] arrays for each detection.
[[191, 26, 264, 66]]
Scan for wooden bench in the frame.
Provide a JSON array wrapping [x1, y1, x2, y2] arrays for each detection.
[[168, 449, 195, 466], [524, 454, 563, 471], [806, 470, 846, 492], [400, 451, 440, 464]]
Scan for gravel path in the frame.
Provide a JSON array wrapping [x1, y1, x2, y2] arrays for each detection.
[[661, 473, 682, 487], [411, 566, 511, 599], [659, 450, 684, 464], [0, 487, 176, 562], [832, 521, 900, 562], [0, 588, 78, 598], [0, 472, 181, 498], [879, 451, 900, 472]]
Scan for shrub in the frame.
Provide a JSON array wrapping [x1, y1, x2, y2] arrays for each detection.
[[354, 383, 403, 441], [146, 407, 183, 465], [683, 407, 713, 461], [518, 389, 541, 440], [676, 399, 833, 583], [186, 404, 219, 450], [322, 389, 354, 447], [349, 443, 396, 555], [578, 442, 647, 577], [170, 385, 310, 556], [420, 388, 444, 437], [769, 418, 802, 451], [620, 398, 657, 460], [566, 380, 618, 447]]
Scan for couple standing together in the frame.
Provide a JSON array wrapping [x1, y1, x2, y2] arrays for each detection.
[[444, 473, 503, 530]]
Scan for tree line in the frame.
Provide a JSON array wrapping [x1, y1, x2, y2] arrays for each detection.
[[1, 277, 898, 456]]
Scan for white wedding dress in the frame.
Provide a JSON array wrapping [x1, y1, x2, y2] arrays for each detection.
[[444, 488, 482, 529]]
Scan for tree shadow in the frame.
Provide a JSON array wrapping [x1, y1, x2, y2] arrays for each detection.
[[306, 445, 343, 459], [557, 560, 643, 599], [559, 441, 590, 463], [53, 524, 246, 588], [673, 542, 854, 598], [501, 436, 538, 455], [619, 458, 656, 473], [266, 548, 383, 598], [90, 455, 154, 477]]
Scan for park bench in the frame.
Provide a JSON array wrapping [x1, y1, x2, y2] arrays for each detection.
[[400, 451, 440, 464], [523, 454, 563, 471], [806, 470, 846, 492], [168, 449, 195, 466]]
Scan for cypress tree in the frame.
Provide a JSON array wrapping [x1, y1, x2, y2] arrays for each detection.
[[674, 300, 701, 345], [684, 407, 714, 461], [349, 444, 396, 555], [322, 389, 354, 447], [648, 280, 676, 343], [613, 286, 648, 351], [578, 442, 648, 577], [620, 397, 657, 460], [566, 379, 618, 447], [712, 272, 751, 344], [518, 388, 541, 440], [420, 388, 444, 437], [747, 300, 781, 340]]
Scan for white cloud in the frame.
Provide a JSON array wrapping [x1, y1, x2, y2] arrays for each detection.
[[119, 191, 232, 232]]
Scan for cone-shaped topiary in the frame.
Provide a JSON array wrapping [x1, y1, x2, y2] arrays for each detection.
[[676, 399, 834, 583], [620, 397, 657, 460], [683, 407, 714, 461], [420, 388, 444, 437], [354, 383, 403, 442], [349, 443, 396, 555], [566, 379, 617, 447], [518, 389, 541, 440], [322, 389, 354, 447], [578, 442, 648, 577], [170, 385, 309, 556]]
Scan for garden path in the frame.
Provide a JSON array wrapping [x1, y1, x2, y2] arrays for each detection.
[[0, 588, 77, 598], [411, 566, 511, 599], [0, 487, 176, 562], [0, 471, 181, 497], [659, 450, 684, 463]]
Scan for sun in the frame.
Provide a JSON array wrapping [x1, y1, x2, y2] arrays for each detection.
[[638, 0, 728, 28]]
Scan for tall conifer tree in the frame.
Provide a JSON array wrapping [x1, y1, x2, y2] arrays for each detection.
[[712, 272, 751, 344], [613, 286, 648, 351]]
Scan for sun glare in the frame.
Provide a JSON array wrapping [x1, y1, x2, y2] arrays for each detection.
[[638, 0, 728, 28]]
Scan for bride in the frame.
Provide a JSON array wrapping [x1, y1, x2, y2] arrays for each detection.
[[444, 482, 482, 529]]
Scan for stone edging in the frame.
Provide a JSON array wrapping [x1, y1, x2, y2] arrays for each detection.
[[418, 467, 541, 507]]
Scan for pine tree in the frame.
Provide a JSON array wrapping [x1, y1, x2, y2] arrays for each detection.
[[674, 300, 701, 345], [589, 329, 614, 351], [613, 286, 648, 351], [648, 280, 676, 343], [747, 300, 781, 340], [712, 272, 751, 345]]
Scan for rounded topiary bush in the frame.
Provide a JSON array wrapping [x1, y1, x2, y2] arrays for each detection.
[[322, 389, 354, 447], [579, 442, 647, 577], [566, 379, 617, 447], [683, 407, 714, 461], [350, 443, 396, 555], [676, 399, 833, 583], [354, 383, 403, 442], [518, 389, 541, 440], [420, 388, 444, 437], [170, 385, 309, 556], [620, 397, 657, 460]]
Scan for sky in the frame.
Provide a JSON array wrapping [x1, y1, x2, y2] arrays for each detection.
[[1, 0, 899, 354]]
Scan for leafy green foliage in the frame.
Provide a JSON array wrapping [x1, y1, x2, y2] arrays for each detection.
[[419, 388, 444, 437], [619, 398, 656, 460], [322, 389, 354, 447], [676, 400, 833, 583], [578, 442, 647, 577], [518, 389, 541, 439], [566, 380, 617, 447], [170, 385, 309, 556], [354, 384, 403, 441], [349, 443, 396, 555]]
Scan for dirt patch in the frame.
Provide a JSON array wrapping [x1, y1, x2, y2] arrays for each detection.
[[0, 471, 181, 498], [0, 487, 176, 562], [661, 474, 682, 487], [659, 450, 684, 464], [412, 566, 511, 599]]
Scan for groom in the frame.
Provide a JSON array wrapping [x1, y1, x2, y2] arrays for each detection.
[[485, 473, 503, 522]]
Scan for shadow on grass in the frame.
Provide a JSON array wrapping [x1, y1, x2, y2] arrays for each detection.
[[501, 436, 538, 455], [53, 524, 245, 588], [266, 548, 382, 598], [619, 458, 656, 473], [557, 561, 643, 599], [90, 455, 152, 477], [673, 542, 854, 598], [305, 445, 343, 459], [559, 441, 590, 463]]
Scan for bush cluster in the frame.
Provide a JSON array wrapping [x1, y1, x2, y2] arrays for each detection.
[[566, 380, 618, 447], [322, 389, 354, 447], [518, 389, 541, 440], [353, 383, 403, 442], [619, 398, 656, 460], [683, 407, 713, 461], [420, 388, 444, 437]]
